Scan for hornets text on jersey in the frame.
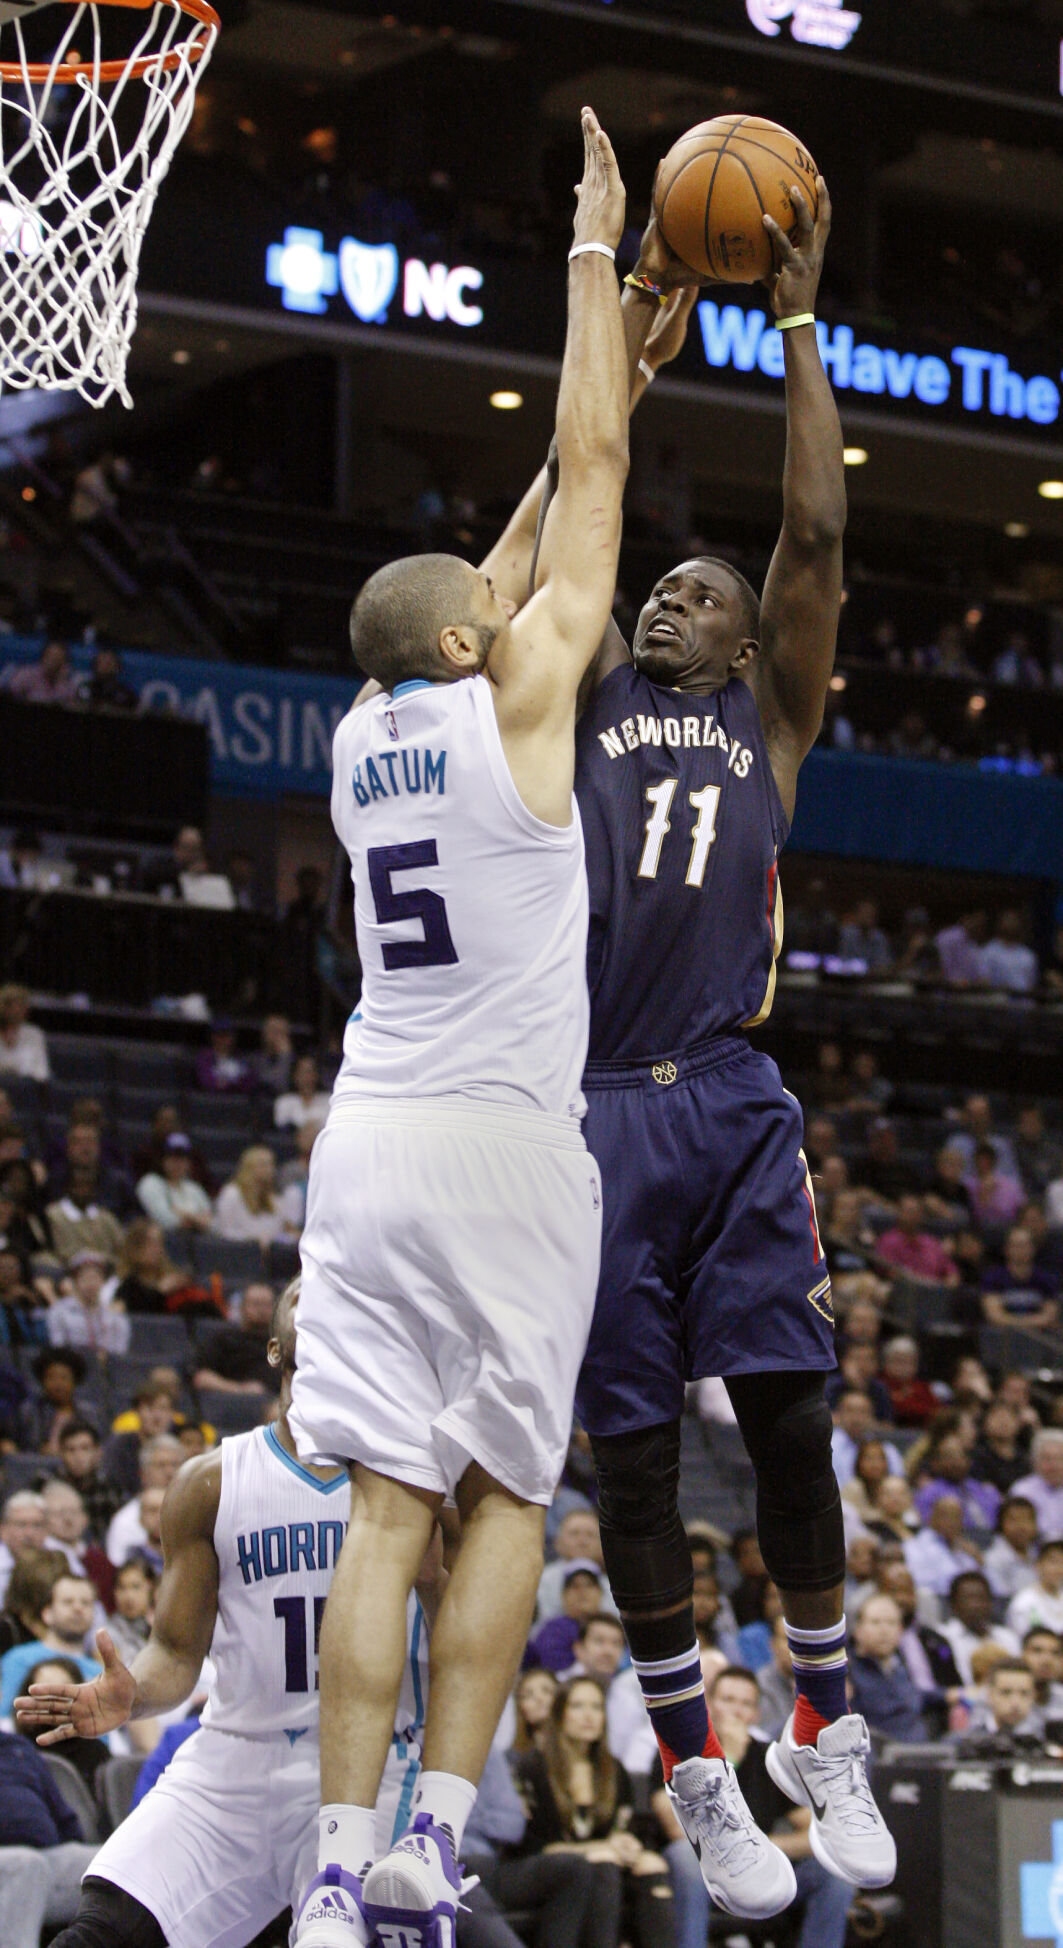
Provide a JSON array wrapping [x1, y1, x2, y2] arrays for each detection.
[[203, 1423, 427, 1748], [575, 665, 787, 1066]]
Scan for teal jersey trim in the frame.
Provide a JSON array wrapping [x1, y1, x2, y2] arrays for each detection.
[[263, 1423, 346, 1496]]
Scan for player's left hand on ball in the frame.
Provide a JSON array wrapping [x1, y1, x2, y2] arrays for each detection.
[[762, 174, 830, 319], [572, 106, 626, 255], [634, 201, 705, 293]]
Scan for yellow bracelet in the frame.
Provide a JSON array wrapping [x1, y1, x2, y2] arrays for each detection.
[[624, 272, 668, 306], [776, 312, 816, 331]]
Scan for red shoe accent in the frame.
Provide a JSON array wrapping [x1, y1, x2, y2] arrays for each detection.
[[656, 1719, 725, 1781], [793, 1693, 831, 1746], [701, 1719, 725, 1762]]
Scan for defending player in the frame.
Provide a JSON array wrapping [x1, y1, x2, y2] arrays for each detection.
[[507, 182, 896, 1911], [284, 109, 629, 1948], [15, 1280, 435, 1948]]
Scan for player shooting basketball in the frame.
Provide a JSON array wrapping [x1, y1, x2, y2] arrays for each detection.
[[486, 162, 896, 1917]]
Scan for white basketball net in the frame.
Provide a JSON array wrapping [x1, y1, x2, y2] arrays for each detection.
[[0, 0, 218, 408]]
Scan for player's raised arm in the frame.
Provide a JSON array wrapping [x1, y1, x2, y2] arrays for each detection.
[[753, 177, 846, 818], [483, 215, 698, 615], [489, 106, 628, 729], [15, 1452, 220, 1742]]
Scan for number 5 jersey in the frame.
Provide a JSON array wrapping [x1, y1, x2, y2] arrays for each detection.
[[329, 675, 590, 1121]]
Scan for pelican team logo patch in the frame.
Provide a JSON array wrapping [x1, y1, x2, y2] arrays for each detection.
[[807, 1273, 834, 1324], [652, 1061, 678, 1086]]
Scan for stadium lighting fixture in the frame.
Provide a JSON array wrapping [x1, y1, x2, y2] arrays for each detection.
[[842, 447, 867, 466], [490, 390, 523, 410], [1037, 480, 1063, 499]]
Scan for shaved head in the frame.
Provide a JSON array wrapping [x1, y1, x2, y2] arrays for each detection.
[[349, 553, 501, 690]]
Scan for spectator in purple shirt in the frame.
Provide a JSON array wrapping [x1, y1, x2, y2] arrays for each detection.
[[194, 1024, 255, 1095], [914, 1428, 1001, 1532], [935, 911, 989, 987], [524, 1562, 608, 1673], [966, 1143, 1026, 1231], [982, 1226, 1060, 1332]]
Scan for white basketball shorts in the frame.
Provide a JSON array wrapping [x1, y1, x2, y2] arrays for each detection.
[[88, 1724, 420, 1948], [288, 1099, 602, 1505]]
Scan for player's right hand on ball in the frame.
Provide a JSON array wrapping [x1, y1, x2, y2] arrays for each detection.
[[15, 1628, 137, 1743], [572, 106, 626, 254]]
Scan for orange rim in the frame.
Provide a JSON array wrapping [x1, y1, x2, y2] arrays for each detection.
[[0, 0, 220, 85]]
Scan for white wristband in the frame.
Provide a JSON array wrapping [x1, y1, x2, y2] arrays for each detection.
[[638, 359, 655, 384], [568, 241, 616, 262]]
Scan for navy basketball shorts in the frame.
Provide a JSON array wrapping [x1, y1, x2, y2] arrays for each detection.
[[576, 1034, 836, 1438]]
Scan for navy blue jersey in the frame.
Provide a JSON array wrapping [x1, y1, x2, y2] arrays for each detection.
[[575, 665, 789, 1064]]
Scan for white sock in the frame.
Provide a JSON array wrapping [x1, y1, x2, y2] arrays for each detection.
[[318, 1802, 376, 1873], [411, 1770, 478, 1853]]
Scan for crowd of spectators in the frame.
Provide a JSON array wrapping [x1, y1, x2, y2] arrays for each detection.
[[840, 617, 1063, 699], [783, 895, 1063, 996], [0, 812, 320, 917], [0, 1012, 327, 1379], [0, 1014, 1061, 1939], [819, 611, 1063, 775], [4, 640, 137, 715]]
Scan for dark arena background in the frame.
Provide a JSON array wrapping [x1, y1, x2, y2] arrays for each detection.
[[2, 1, 1063, 1945]]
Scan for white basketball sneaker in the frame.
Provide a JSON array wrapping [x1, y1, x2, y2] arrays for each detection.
[[666, 1755, 797, 1918], [766, 1712, 897, 1887], [293, 1864, 369, 1946]]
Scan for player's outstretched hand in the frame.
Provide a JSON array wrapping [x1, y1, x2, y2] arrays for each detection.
[[572, 106, 626, 255], [14, 1628, 137, 1744], [762, 174, 830, 320]]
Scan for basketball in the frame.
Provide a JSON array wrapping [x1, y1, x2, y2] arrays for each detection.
[[653, 115, 819, 284]]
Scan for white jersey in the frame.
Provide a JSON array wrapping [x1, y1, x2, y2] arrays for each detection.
[[201, 1424, 428, 1743], [331, 674, 589, 1120]]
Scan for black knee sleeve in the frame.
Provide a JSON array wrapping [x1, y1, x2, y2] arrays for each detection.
[[725, 1373, 844, 1593], [49, 1877, 167, 1948], [590, 1420, 691, 1615]]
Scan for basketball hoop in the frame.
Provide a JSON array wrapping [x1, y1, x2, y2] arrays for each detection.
[[0, 0, 220, 408]]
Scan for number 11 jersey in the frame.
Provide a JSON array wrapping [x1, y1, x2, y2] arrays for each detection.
[[331, 675, 590, 1120], [576, 666, 788, 1065]]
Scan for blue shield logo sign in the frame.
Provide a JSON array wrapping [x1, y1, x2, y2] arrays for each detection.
[[339, 240, 399, 323]]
